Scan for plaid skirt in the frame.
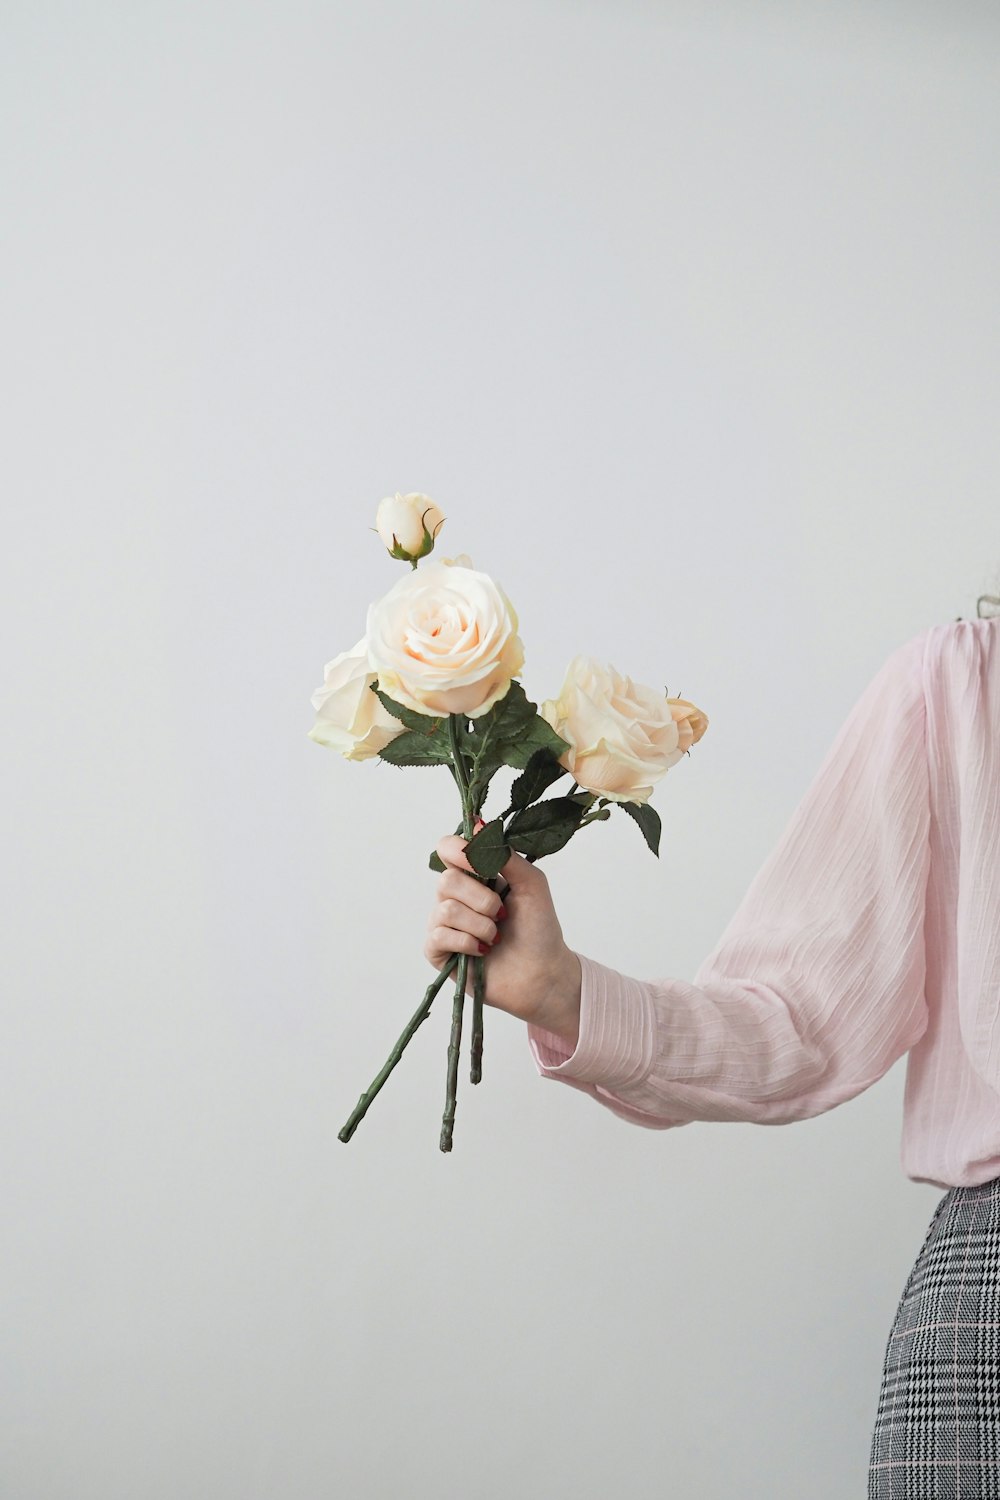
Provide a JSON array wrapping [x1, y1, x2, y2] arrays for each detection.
[[868, 1172, 1000, 1498]]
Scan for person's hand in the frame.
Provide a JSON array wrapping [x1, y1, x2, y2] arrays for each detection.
[[424, 818, 582, 1045]]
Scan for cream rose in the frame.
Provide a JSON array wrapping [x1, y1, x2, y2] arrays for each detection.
[[307, 637, 407, 761], [539, 656, 693, 804], [374, 492, 446, 563], [365, 559, 525, 718]]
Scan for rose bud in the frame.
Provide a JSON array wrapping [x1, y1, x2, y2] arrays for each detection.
[[373, 492, 446, 565]]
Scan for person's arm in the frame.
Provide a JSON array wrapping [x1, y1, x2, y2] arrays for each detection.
[[525, 629, 933, 1128]]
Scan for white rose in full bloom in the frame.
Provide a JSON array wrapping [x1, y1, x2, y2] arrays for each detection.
[[539, 656, 692, 804], [374, 492, 446, 563], [307, 637, 408, 761], [366, 559, 525, 718]]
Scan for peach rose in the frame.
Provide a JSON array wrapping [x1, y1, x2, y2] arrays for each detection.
[[365, 559, 525, 719], [667, 695, 709, 752], [539, 656, 694, 803]]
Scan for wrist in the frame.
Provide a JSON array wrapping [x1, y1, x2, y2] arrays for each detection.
[[531, 948, 582, 1048]]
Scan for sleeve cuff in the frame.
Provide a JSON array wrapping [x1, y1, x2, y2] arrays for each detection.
[[526, 950, 657, 1089]]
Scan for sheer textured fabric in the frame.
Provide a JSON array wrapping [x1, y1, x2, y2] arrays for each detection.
[[527, 617, 1000, 1190]]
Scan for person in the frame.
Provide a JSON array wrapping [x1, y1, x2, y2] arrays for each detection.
[[424, 610, 1000, 1500]]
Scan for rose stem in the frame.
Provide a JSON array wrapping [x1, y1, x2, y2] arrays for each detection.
[[439, 949, 468, 1152], [338, 950, 461, 1144], [440, 712, 479, 1145], [470, 953, 485, 1084]]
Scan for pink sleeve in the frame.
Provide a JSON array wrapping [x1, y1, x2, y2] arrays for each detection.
[[525, 631, 933, 1127]]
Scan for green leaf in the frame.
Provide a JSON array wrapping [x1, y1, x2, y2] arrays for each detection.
[[376, 731, 454, 767], [476, 679, 537, 738], [506, 796, 584, 859], [617, 798, 661, 857], [462, 818, 513, 881], [495, 713, 571, 771], [474, 681, 564, 753], [509, 747, 569, 810], [369, 680, 447, 736]]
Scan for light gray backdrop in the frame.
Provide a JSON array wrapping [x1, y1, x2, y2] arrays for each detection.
[[3, 2, 998, 1496]]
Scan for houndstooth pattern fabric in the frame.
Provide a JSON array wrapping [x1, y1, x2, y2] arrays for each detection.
[[869, 1173, 1000, 1498]]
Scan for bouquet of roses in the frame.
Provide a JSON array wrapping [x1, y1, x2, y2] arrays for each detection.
[[308, 493, 708, 1152]]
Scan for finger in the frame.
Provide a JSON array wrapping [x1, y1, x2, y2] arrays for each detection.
[[435, 834, 476, 874], [435, 830, 530, 901], [436, 897, 499, 946], [493, 843, 535, 890], [428, 925, 496, 964], [434, 814, 490, 872], [439, 868, 506, 919]]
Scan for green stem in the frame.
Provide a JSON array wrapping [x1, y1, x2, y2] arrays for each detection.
[[440, 950, 468, 1151], [470, 953, 485, 1084], [448, 714, 473, 812], [441, 714, 478, 1139], [339, 713, 512, 1149], [338, 951, 461, 1143]]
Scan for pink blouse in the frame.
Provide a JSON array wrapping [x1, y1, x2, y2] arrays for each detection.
[[527, 616, 1000, 1190]]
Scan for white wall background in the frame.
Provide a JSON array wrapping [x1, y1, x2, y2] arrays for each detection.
[[2, 2, 998, 1496]]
